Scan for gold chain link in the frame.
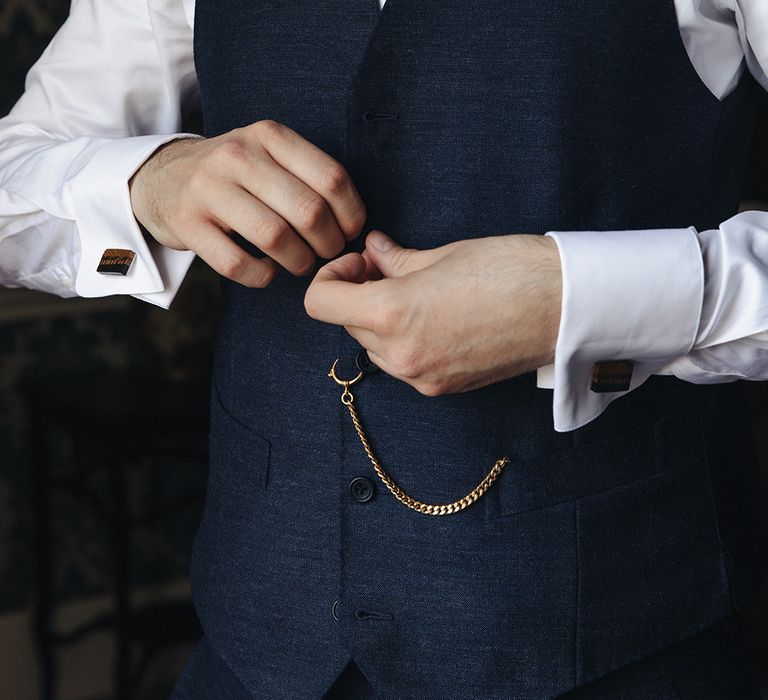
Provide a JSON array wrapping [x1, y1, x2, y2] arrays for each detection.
[[329, 359, 509, 516]]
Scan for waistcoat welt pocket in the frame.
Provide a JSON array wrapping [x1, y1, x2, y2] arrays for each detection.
[[189, 385, 273, 661], [483, 419, 665, 520], [208, 383, 272, 492]]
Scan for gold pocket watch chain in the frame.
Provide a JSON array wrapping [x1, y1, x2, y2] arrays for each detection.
[[328, 358, 510, 516]]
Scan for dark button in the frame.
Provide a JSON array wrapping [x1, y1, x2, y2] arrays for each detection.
[[355, 349, 380, 375], [332, 599, 339, 622], [349, 476, 375, 503]]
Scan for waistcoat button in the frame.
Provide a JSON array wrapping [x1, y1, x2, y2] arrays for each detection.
[[349, 476, 375, 503], [355, 349, 380, 374]]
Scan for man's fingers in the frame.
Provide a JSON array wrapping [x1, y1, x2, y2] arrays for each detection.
[[364, 230, 449, 278], [304, 253, 382, 326], [189, 221, 279, 288], [206, 184, 316, 276], [312, 251, 367, 283], [361, 248, 384, 281], [234, 150, 347, 260], [342, 327, 393, 374], [250, 120, 367, 241], [364, 350, 392, 376]]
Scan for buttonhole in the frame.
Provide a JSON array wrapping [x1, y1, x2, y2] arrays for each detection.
[[354, 608, 393, 621], [362, 111, 398, 123]]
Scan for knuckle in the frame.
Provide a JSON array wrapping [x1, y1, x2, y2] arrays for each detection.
[[322, 162, 351, 194], [295, 256, 316, 277], [219, 251, 249, 281], [258, 222, 292, 250], [321, 235, 346, 259], [372, 299, 401, 336], [210, 139, 248, 167], [344, 206, 367, 237], [416, 379, 443, 397], [389, 343, 422, 379], [295, 193, 329, 230], [256, 118, 284, 141], [333, 237, 347, 257], [252, 263, 277, 288]]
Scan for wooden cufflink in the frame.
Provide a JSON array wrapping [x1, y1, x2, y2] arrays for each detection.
[[590, 360, 634, 393], [97, 248, 136, 276]]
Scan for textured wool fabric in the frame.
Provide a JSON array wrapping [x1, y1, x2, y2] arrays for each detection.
[[180, 0, 766, 697], [171, 619, 760, 698]]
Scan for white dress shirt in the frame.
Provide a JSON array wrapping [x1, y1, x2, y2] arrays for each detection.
[[1, 0, 767, 431]]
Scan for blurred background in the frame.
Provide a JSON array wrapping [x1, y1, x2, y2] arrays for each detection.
[[1, 2, 217, 697], [0, 1, 767, 699]]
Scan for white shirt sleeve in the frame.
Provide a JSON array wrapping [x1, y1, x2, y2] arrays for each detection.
[[540, 228, 704, 432], [656, 212, 768, 381], [0, 0, 200, 308], [537, 0, 768, 432]]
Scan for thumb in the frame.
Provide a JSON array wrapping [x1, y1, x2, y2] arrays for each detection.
[[364, 230, 443, 278], [312, 252, 367, 284]]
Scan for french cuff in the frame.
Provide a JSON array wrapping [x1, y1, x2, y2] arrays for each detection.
[[540, 227, 704, 432], [63, 133, 201, 299], [132, 243, 196, 309]]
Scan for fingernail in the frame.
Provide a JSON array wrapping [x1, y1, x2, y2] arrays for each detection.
[[368, 230, 394, 251]]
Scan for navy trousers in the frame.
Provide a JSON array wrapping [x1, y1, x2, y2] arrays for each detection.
[[171, 617, 761, 699]]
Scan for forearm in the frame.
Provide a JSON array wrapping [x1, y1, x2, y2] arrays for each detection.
[[0, 0, 199, 307]]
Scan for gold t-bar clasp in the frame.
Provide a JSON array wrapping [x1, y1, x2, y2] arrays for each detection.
[[328, 358, 364, 406]]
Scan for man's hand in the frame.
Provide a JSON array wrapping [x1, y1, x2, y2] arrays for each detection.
[[129, 120, 366, 287], [304, 231, 562, 396]]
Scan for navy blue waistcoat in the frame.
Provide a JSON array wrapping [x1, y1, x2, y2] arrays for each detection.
[[189, 1, 765, 697]]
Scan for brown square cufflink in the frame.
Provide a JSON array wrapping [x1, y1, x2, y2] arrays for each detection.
[[590, 360, 634, 393], [97, 248, 136, 276]]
